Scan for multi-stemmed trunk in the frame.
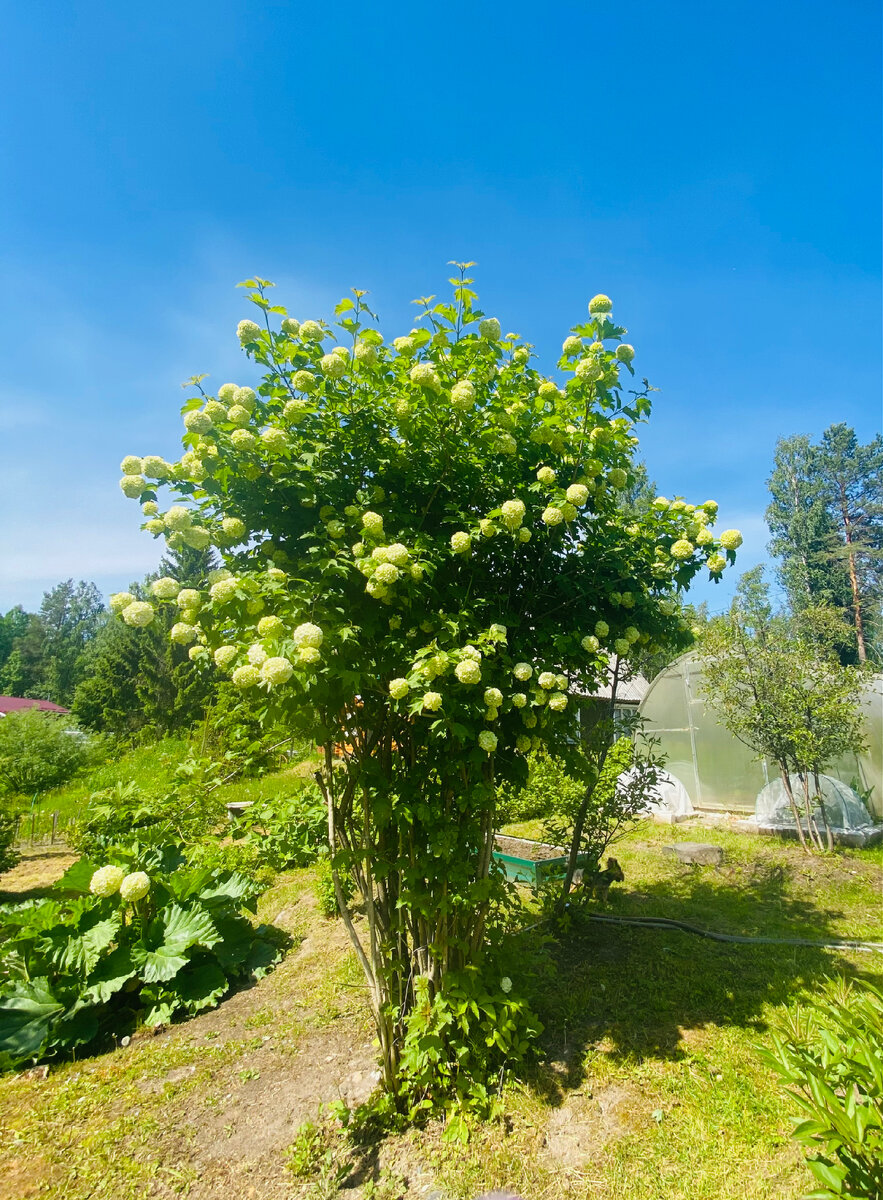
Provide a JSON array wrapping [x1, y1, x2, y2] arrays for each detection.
[[315, 737, 497, 1094]]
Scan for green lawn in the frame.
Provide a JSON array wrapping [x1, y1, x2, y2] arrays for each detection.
[[1, 814, 881, 1199]]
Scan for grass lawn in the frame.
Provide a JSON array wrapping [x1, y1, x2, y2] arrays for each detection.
[[0, 817, 881, 1199]]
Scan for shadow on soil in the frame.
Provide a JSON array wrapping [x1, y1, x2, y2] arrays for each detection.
[[522, 864, 883, 1105]]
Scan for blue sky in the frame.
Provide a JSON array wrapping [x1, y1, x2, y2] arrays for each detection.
[[1, 1, 880, 613]]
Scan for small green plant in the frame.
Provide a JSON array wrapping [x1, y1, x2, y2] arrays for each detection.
[[0, 803, 20, 876], [286, 1115, 351, 1197], [314, 855, 353, 918], [760, 977, 883, 1198], [234, 783, 327, 871], [71, 752, 229, 856], [0, 710, 95, 796], [398, 967, 541, 1133], [0, 844, 285, 1069]]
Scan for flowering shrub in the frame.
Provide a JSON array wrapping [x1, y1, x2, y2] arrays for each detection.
[[112, 266, 738, 1095], [0, 846, 284, 1069]]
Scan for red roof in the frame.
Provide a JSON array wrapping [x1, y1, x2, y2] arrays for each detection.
[[0, 696, 70, 715]]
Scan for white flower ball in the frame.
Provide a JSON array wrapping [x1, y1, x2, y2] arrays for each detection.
[[515, 735, 531, 753], [538, 671, 556, 690], [489, 623, 507, 641], [615, 343, 635, 362], [566, 484, 589, 507], [142, 500, 158, 516], [582, 635, 600, 653], [501, 499, 525, 529], [536, 466, 556, 485], [410, 363, 441, 392], [518, 527, 532, 543], [385, 543, 410, 567], [164, 506, 194, 530], [261, 656, 293, 685], [374, 562, 400, 585], [326, 520, 345, 539], [555, 673, 567, 690], [170, 622, 197, 645], [362, 511, 384, 535], [142, 456, 170, 479], [455, 659, 481, 685], [389, 678, 410, 700], [177, 589, 201, 610], [523, 713, 537, 729], [298, 645, 321, 665], [450, 531, 472, 554], [120, 475, 146, 498], [109, 592, 136, 614], [652, 496, 670, 511], [284, 398, 310, 423], [575, 358, 603, 382], [542, 506, 564, 526], [237, 319, 262, 345], [496, 433, 517, 454], [320, 352, 347, 379], [293, 622, 323, 649], [513, 663, 533, 681], [299, 320, 323, 341], [256, 615, 283, 638], [261, 427, 288, 453], [671, 539, 694, 560], [90, 865, 125, 897], [354, 340, 377, 365], [293, 370, 318, 393], [479, 519, 495, 539], [117, 871, 150, 904], [614, 638, 631, 655], [461, 645, 482, 661], [214, 645, 238, 669], [145, 519, 165, 534], [422, 691, 443, 711], [184, 409, 213, 434], [719, 529, 743, 550], [451, 380, 475, 411], [230, 429, 257, 451], [393, 336, 414, 355], [218, 383, 238, 403], [281, 317, 300, 336], [221, 517, 246, 542], [595, 620, 609, 638], [484, 687, 503, 708], [706, 553, 727, 573], [233, 664, 260, 688], [479, 317, 501, 340], [122, 601, 155, 627], [562, 336, 582, 355], [120, 455, 143, 475], [608, 468, 628, 490], [478, 730, 498, 753], [226, 404, 251, 427], [150, 577, 181, 601], [589, 294, 613, 314], [485, 706, 499, 721], [512, 693, 527, 708], [560, 502, 578, 522], [549, 692, 568, 712]]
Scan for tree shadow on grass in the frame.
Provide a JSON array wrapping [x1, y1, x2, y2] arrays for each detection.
[[524, 865, 883, 1105]]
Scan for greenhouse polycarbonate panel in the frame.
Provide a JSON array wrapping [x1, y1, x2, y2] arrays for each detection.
[[639, 655, 882, 819]]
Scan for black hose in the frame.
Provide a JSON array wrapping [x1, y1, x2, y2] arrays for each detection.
[[582, 911, 883, 953]]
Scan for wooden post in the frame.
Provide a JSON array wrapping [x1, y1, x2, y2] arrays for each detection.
[[51, 811, 59, 845]]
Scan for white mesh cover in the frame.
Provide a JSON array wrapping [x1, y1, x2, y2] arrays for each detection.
[[617, 767, 695, 820], [755, 773, 877, 835]]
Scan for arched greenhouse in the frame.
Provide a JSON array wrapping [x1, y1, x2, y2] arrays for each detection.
[[638, 653, 882, 821]]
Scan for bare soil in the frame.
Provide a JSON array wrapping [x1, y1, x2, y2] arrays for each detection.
[[494, 835, 565, 862]]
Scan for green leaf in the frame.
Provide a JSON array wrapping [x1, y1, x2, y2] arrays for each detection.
[[57, 857, 101, 895], [0, 979, 65, 1061], [85, 945, 138, 1003], [134, 904, 219, 983], [172, 961, 229, 1013]]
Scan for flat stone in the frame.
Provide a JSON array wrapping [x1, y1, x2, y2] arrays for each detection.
[[662, 842, 724, 866]]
